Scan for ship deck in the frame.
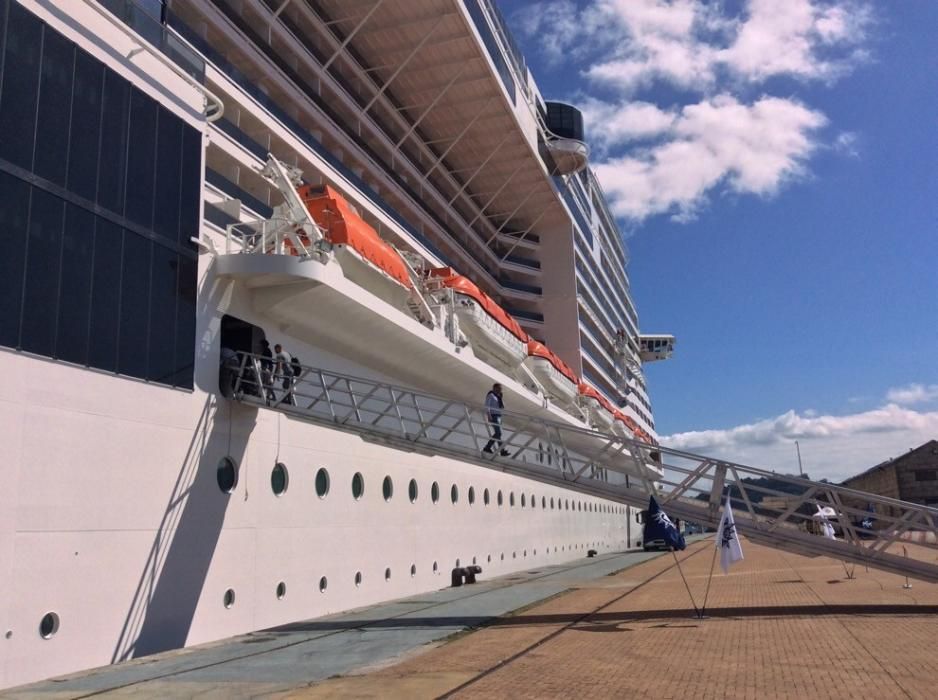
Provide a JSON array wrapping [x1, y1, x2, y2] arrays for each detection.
[[7, 539, 938, 698]]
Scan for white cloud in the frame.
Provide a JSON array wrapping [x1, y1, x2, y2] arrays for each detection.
[[886, 383, 938, 405], [593, 95, 826, 220], [514, 0, 873, 223], [661, 403, 938, 482]]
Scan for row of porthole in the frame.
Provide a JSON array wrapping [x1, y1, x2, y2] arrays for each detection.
[[30, 543, 614, 637], [217, 458, 629, 516], [219, 543, 606, 608]]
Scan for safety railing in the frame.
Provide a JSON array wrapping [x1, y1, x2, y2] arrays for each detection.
[[219, 352, 938, 582]]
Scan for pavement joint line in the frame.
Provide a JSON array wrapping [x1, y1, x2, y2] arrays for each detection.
[[778, 552, 915, 700], [436, 540, 711, 699], [55, 550, 663, 699]]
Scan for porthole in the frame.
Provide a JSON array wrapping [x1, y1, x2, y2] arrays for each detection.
[[550, 497, 555, 509], [531, 493, 535, 508], [352, 472, 365, 500], [383, 475, 393, 502], [565, 499, 569, 510], [487, 554, 492, 563], [410, 564, 417, 577], [456, 558, 461, 567], [523, 550, 527, 557], [510, 492, 515, 507], [319, 576, 328, 593], [39, 612, 59, 639], [542, 496, 546, 508], [512, 551, 517, 559], [315, 468, 330, 498], [431, 481, 440, 503], [409, 479, 418, 503], [468, 486, 476, 505], [355, 571, 362, 587], [223, 589, 236, 609], [217, 457, 238, 494], [497, 490, 504, 506], [534, 548, 537, 555], [500, 553, 505, 561], [271, 462, 289, 496], [385, 567, 392, 582], [520, 494, 526, 508], [472, 556, 477, 565], [484, 488, 490, 505], [451, 484, 459, 503], [433, 561, 439, 573], [276, 581, 286, 599]]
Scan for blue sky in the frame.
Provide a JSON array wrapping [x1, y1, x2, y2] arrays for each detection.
[[505, 0, 938, 479]]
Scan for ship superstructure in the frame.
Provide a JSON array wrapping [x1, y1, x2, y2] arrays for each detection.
[[0, 0, 671, 688]]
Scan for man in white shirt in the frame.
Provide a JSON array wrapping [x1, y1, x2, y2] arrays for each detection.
[[482, 383, 511, 456], [273, 344, 295, 405]]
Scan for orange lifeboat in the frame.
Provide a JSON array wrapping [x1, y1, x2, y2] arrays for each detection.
[[524, 340, 578, 404], [429, 268, 528, 369], [298, 184, 413, 290], [577, 382, 617, 432]]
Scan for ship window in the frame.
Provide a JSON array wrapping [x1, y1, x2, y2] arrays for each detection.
[[531, 494, 536, 509], [455, 559, 460, 567], [276, 582, 286, 600], [520, 494, 526, 508], [315, 468, 330, 498], [510, 492, 515, 507], [410, 564, 416, 577], [319, 577, 328, 593], [385, 568, 391, 582], [550, 497, 555, 509], [484, 488, 490, 505], [451, 484, 459, 504], [382, 475, 393, 501], [500, 553, 504, 561], [468, 486, 476, 505], [352, 473, 364, 500], [497, 490, 504, 506], [355, 571, 362, 587], [542, 497, 546, 509], [431, 481, 440, 503], [39, 612, 59, 639], [408, 478, 418, 503], [271, 463, 289, 496], [433, 561, 439, 573], [223, 589, 235, 608], [217, 457, 238, 494], [0, 11, 200, 388]]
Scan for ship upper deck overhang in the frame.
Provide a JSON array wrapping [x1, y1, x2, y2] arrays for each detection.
[[265, 0, 567, 254]]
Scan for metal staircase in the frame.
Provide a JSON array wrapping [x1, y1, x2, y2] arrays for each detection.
[[223, 352, 938, 583]]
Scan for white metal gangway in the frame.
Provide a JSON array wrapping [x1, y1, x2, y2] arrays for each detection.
[[222, 352, 938, 583]]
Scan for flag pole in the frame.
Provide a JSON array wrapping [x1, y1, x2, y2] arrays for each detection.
[[700, 541, 719, 617], [670, 547, 700, 618]]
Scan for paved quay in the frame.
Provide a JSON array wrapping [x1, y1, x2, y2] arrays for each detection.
[[7, 539, 938, 699]]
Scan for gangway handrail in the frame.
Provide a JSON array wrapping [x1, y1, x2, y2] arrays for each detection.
[[218, 351, 938, 583]]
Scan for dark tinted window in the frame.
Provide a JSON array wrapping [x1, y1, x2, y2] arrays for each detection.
[[178, 127, 202, 247], [20, 188, 64, 356], [56, 203, 94, 365], [0, 171, 29, 348], [124, 87, 157, 228], [33, 27, 74, 186], [0, 1, 42, 169], [88, 219, 122, 372], [147, 244, 178, 383], [153, 107, 182, 240], [172, 255, 197, 387], [67, 50, 103, 201], [117, 231, 151, 378], [97, 71, 129, 214]]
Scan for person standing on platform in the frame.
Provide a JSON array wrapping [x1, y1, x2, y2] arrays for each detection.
[[483, 383, 511, 456]]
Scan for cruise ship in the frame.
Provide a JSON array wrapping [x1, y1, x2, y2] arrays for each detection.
[[0, 0, 676, 688]]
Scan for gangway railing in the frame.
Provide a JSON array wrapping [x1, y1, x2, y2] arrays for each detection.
[[220, 352, 938, 582]]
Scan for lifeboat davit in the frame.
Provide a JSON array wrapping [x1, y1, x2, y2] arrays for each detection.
[[429, 268, 527, 370], [524, 340, 578, 404], [578, 382, 617, 433], [299, 184, 413, 299]]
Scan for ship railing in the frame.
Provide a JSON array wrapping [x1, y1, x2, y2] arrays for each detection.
[[220, 352, 938, 582], [224, 218, 316, 258]]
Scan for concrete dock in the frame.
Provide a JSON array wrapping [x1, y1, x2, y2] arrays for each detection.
[[6, 539, 938, 698]]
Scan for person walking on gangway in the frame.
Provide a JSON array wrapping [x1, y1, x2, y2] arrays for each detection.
[[482, 383, 511, 456]]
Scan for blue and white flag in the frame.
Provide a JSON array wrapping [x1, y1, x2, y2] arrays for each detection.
[[860, 503, 876, 532], [716, 492, 744, 574], [645, 495, 686, 551]]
